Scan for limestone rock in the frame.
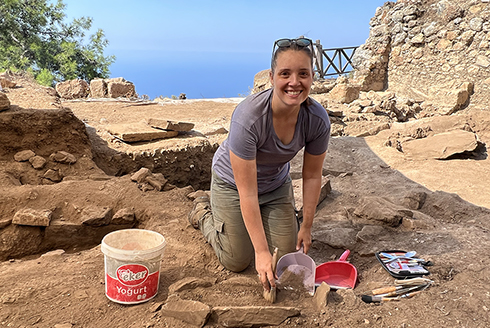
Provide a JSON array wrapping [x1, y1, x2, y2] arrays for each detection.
[[0, 218, 12, 229], [160, 295, 210, 327], [252, 69, 272, 94], [90, 79, 107, 98], [81, 206, 112, 226], [314, 282, 331, 310], [29, 156, 47, 169], [168, 277, 215, 294], [107, 80, 136, 98], [0, 77, 16, 89], [12, 208, 52, 227], [111, 208, 135, 225], [212, 306, 301, 327], [328, 83, 360, 104], [353, 196, 413, 227], [107, 123, 178, 142], [55, 79, 89, 99], [0, 93, 10, 111], [14, 150, 36, 162], [131, 167, 151, 183], [402, 130, 479, 159], [145, 173, 168, 191], [43, 169, 62, 182], [147, 118, 195, 132], [49, 151, 77, 164]]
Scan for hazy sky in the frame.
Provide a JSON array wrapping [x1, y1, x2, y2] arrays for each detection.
[[62, 0, 388, 98]]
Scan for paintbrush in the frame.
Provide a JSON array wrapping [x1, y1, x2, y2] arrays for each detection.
[[362, 284, 428, 303], [263, 247, 278, 303]]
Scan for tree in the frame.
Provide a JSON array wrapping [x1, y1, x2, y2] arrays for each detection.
[[0, 0, 115, 86]]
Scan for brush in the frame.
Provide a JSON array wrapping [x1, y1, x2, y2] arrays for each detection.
[[263, 247, 279, 303]]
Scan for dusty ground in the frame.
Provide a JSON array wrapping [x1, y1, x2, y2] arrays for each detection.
[[0, 75, 489, 328]]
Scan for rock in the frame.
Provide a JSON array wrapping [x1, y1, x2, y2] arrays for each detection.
[[29, 156, 47, 169], [356, 225, 387, 243], [131, 168, 151, 183], [168, 277, 215, 294], [107, 123, 178, 142], [0, 218, 12, 229], [54, 324, 72, 328], [402, 191, 427, 210], [14, 150, 36, 162], [145, 173, 168, 191], [314, 282, 331, 310], [200, 125, 228, 136], [12, 208, 52, 227], [147, 118, 195, 132], [81, 206, 112, 226], [160, 294, 211, 327], [212, 306, 301, 327], [402, 130, 479, 159], [55, 79, 90, 99], [353, 196, 413, 227], [49, 151, 77, 164], [107, 80, 136, 98], [252, 69, 272, 94], [328, 83, 360, 104], [111, 208, 135, 225], [0, 93, 10, 111], [312, 226, 357, 249], [89, 79, 107, 98], [41, 249, 66, 257], [43, 169, 63, 182], [0, 77, 16, 89]]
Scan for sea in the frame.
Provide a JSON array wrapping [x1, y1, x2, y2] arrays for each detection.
[[109, 50, 269, 100]]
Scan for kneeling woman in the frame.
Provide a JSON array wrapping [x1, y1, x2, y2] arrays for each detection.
[[189, 37, 331, 293]]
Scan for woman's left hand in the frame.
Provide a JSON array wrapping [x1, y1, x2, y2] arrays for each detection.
[[297, 226, 312, 253]]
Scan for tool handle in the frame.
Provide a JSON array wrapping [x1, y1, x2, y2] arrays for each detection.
[[271, 247, 278, 274], [339, 249, 351, 262], [395, 277, 432, 286], [371, 286, 398, 295]]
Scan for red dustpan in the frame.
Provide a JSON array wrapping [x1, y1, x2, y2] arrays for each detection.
[[315, 250, 358, 289]]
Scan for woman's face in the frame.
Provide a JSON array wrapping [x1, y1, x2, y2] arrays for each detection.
[[270, 49, 313, 110]]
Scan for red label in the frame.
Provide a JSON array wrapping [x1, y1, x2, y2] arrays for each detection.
[[106, 264, 159, 303], [116, 264, 149, 286]]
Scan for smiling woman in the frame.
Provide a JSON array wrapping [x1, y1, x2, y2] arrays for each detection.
[[187, 37, 331, 301]]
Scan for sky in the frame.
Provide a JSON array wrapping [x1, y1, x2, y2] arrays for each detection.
[[61, 0, 388, 99]]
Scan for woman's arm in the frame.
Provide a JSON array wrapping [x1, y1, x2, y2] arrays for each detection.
[[298, 150, 326, 253], [229, 150, 275, 291]]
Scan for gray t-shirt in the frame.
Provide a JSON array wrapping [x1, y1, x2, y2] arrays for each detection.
[[212, 88, 331, 194]]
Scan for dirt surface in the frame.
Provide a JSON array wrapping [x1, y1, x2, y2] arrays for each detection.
[[1, 75, 490, 328]]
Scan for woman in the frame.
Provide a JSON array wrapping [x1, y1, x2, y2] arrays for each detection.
[[189, 37, 331, 293]]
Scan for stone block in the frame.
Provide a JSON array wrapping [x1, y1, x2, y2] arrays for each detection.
[[107, 123, 178, 142], [55, 79, 89, 99], [107, 81, 136, 98], [90, 79, 107, 98], [14, 150, 35, 162], [81, 206, 112, 226], [0, 93, 10, 111], [160, 295, 211, 327], [13, 208, 52, 227], [147, 118, 194, 132]]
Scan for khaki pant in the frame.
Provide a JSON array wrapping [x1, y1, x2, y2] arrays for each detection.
[[199, 170, 297, 272]]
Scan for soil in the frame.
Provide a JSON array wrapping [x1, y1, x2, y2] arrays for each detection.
[[0, 74, 489, 328]]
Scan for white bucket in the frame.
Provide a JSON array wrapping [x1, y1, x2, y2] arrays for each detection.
[[101, 229, 166, 304]]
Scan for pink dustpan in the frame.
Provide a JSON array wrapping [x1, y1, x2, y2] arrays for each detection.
[[276, 248, 316, 296], [315, 250, 358, 289]]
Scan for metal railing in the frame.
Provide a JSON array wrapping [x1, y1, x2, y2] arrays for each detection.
[[313, 40, 358, 78]]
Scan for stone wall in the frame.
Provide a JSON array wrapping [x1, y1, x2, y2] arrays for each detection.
[[352, 0, 490, 110]]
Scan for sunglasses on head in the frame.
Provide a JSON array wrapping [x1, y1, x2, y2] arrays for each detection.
[[273, 38, 313, 53]]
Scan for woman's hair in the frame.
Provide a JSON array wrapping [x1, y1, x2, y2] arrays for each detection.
[[270, 41, 314, 73]]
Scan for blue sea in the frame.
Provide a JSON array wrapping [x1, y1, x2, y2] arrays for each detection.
[[109, 50, 269, 100]]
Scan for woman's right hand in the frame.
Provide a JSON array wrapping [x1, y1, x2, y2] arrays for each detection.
[[255, 250, 276, 291]]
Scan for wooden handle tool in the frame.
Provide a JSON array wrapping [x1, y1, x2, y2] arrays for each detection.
[[263, 247, 279, 303]]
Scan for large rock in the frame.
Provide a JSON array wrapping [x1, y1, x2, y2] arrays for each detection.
[[12, 208, 52, 227], [0, 93, 10, 111], [147, 118, 195, 132], [402, 130, 479, 159], [89, 79, 107, 98], [353, 196, 413, 227], [107, 78, 136, 98], [160, 295, 211, 327], [328, 82, 360, 104], [55, 79, 90, 99], [107, 123, 178, 142], [212, 306, 301, 327]]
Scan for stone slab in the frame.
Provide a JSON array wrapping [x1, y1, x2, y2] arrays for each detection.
[[107, 123, 178, 142], [147, 118, 194, 132], [12, 208, 52, 227]]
